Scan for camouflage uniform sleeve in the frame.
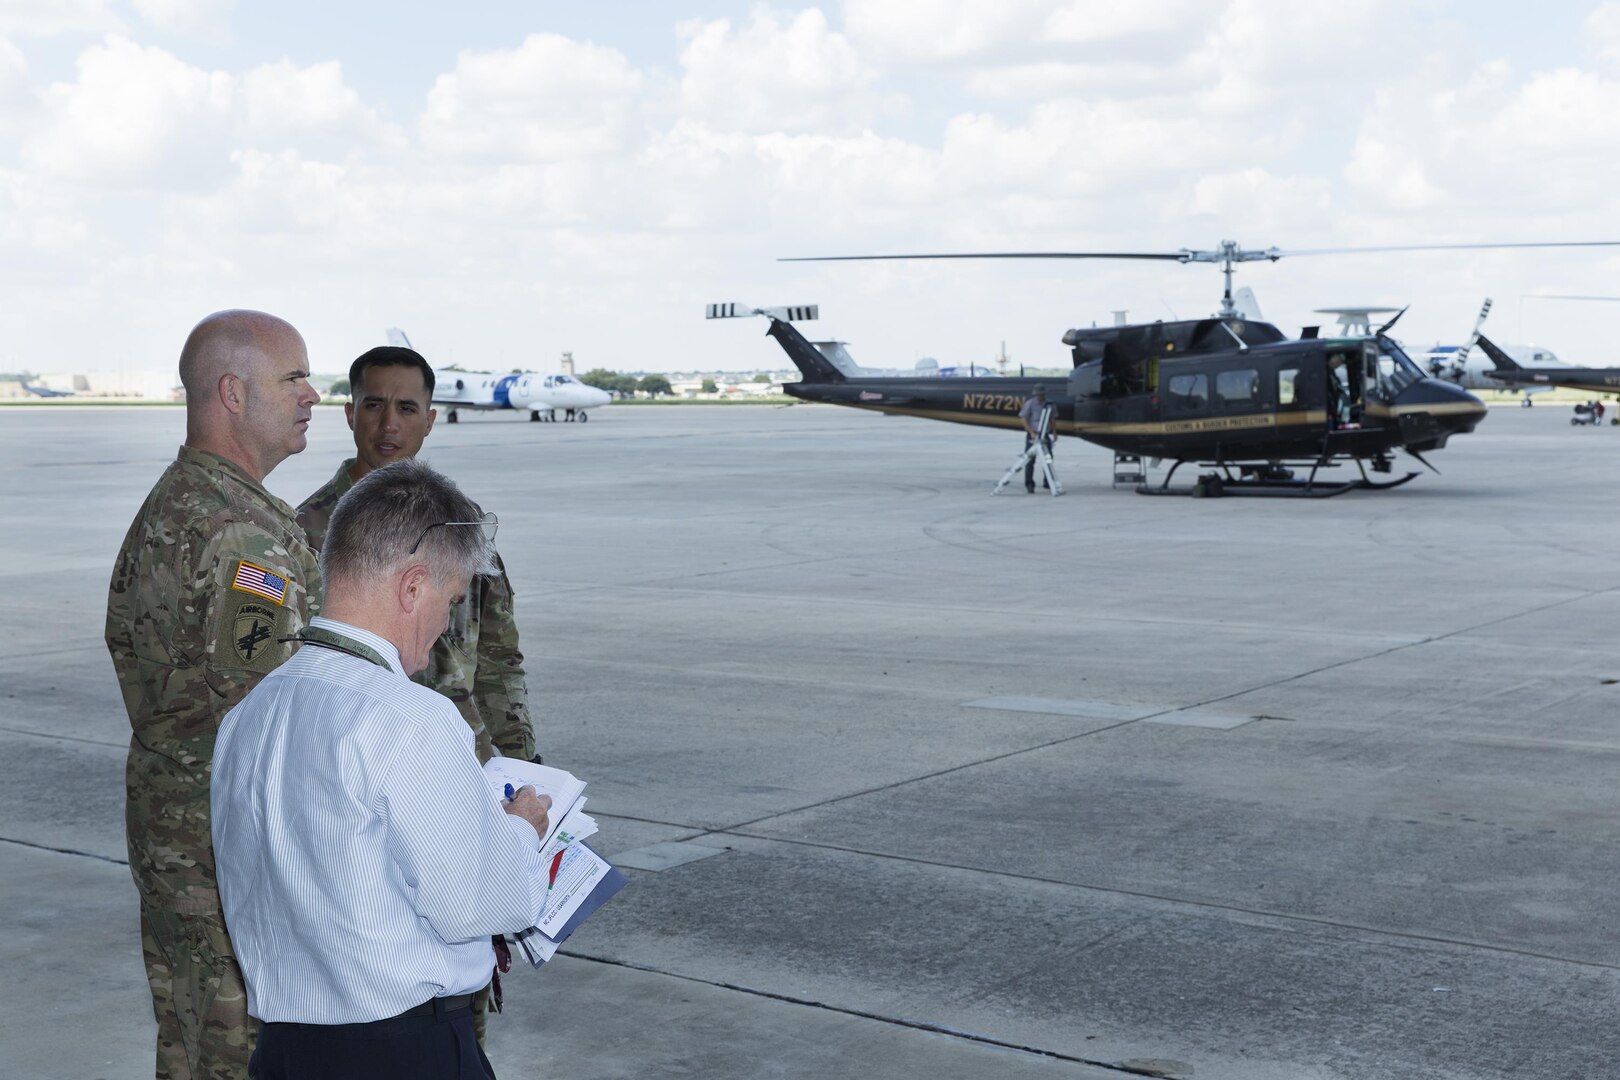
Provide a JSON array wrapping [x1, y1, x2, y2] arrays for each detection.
[[201, 521, 316, 700], [475, 552, 534, 760], [117, 518, 313, 912]]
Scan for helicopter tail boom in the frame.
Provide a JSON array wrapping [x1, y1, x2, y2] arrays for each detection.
[[1474, 334, 1524, 373], [707, 302, 845, 383]]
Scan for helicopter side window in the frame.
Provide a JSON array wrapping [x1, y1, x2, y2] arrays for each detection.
[[1166, 372, 1207, 413], [1213, 369, 1258, 409], [1278, 367, 1299, 406]]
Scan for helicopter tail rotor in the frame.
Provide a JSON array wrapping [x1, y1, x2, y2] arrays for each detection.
[[707, 303, 820, 322], [708, 303, 842, 384]]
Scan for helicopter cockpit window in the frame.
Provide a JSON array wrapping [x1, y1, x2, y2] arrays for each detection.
[[1214, 369, 1258, 407], [1166, 372, 1207, 412], [1371, 338, 1422, 394], [1278, 367, 1299, 405]]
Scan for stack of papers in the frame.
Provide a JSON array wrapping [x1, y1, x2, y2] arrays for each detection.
[[482, 758, 627, 966]]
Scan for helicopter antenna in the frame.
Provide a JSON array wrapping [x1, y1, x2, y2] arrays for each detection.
[[1375, 306, 1410, 335]]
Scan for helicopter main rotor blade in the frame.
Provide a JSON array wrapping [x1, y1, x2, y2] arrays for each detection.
[[1278, 240, 1620, 257], [1524, 293, 1620, 301], [779, 251, 1186, 262]]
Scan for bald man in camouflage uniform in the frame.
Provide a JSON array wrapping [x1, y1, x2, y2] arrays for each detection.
[[107, 311, 322, 1080], [297, 346, 534, 1040]]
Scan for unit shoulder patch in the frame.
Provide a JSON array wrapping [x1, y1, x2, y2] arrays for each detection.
[[231, 601, 279, 664]]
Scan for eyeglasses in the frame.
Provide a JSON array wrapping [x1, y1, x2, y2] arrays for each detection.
[[408, 511, 498, 555]]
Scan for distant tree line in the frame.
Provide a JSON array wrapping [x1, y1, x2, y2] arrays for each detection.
[[579, 368, 671, 397]]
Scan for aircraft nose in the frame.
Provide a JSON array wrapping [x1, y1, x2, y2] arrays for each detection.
[[1393, 378, 1488, 450]]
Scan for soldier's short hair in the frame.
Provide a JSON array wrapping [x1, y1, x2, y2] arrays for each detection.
[[322, 459, 494, 591], [350, 346, 436, 396]]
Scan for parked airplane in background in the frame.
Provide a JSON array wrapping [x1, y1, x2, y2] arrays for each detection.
[[384, 329, 612, 423], [1475, 335, 1620, 402], [18, 376, 73, 398], [1317, 300, 1570, 402]]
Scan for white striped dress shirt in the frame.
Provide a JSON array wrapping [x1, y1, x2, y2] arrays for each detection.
[[212, 616, 548, 1024]]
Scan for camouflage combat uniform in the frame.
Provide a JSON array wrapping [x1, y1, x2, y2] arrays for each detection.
[[106, 445, 320, 1080], [299, 459, 534, 1041], [296, 458, 535, 763]]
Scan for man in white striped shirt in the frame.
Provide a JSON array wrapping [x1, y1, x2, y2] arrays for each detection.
[[213, 459, 553, 1080]]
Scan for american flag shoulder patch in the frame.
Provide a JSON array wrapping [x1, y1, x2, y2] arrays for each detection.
[[231, 561, 289, 605]]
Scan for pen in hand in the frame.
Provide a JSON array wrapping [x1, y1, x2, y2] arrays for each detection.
[[504, 783, 515, 800]]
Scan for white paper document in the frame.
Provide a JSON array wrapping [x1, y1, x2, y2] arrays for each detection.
[[482, 758, 587, 850], [481, 758, 627, 966]]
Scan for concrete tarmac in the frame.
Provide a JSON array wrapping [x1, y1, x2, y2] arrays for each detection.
[[1, 401, 1617, 1080]]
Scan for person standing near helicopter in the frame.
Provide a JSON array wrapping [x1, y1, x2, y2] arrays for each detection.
[[1019, 384, 1055, 493]]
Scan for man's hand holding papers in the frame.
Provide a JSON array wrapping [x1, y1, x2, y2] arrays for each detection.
[[481, 758, 627, 966], [501, 786, 552, 843]]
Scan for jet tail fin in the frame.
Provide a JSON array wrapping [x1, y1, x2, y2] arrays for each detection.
[[386, 327, 414, 350], [707, 303, 844, 383], [1474, 334, 1522, 372]]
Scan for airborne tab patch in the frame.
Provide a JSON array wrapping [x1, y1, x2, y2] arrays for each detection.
[[233, 602, 278, 663], [232, 561, 289, 605]]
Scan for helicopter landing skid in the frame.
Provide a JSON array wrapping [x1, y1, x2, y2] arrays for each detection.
[[1136, 457, 1421, 498]]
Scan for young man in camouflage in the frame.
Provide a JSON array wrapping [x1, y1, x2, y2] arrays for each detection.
[[297, 345, 534, 763], [106, 310, 322, 1080], [296, 346, 535, 1038]]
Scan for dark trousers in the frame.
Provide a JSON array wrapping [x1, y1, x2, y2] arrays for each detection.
[[1024, 435, 1053, 489], [250, 998, 496, 1080]]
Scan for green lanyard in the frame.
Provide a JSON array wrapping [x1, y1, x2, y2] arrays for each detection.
[[291, 624, 394, 670]]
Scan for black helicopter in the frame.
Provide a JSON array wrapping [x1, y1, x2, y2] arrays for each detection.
[[711, 240, 1619, 495]]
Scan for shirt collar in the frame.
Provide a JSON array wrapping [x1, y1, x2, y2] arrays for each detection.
[[308, 615, 406, 676], [177, 444, 296, 517], [329, 457, 359, 499]]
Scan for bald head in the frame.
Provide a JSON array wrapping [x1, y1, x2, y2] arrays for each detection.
[[179, 310, 303, 395], [181, 309, 319, 483]]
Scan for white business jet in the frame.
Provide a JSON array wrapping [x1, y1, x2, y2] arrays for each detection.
[[384, 328, 613, 423]]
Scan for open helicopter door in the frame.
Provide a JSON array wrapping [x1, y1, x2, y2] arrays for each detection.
[[1324, 347, 1365, 428]]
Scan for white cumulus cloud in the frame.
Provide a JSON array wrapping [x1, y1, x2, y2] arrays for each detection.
[[677, 8, 880, 133], [1586, 2, 1620, 65], [242, 59, 378, 140], [23, 36, 233, 184], [419, 34, 641, 161]]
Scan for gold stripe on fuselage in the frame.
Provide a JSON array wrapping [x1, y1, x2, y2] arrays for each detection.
[[1074, 410, 1327, 436], [839, 402, 1332, 437], [1363, 401, 1487, 419]]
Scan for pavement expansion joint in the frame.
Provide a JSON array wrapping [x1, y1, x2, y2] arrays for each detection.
[[561, 950, 1156, 1077], [963, 697, 1153, 721], [611, 840, 730, 872], [1141, 710, 1256, 730], [0, 835, 127, 865]]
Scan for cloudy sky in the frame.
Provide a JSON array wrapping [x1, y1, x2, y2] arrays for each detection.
[[5, 0, 1619, 377]]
